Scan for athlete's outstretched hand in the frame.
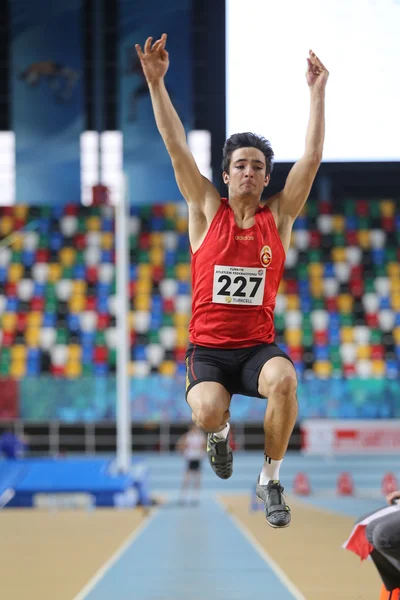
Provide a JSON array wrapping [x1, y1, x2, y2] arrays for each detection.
[[306, 50, 329, 91], [135, 33, 169, 84], [386, 490, 400, 505]]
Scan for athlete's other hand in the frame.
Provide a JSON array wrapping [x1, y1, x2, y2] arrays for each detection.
[[386, 490, 400, 505], [306, 50, 329, 91], [135, 33, 169, 84]]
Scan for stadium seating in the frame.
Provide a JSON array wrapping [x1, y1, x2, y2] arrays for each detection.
[[0, 198, 399, 382]]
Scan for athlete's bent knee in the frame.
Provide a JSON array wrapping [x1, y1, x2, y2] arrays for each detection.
[[192, 404, 225, 433], [269, 374, 297, 399]]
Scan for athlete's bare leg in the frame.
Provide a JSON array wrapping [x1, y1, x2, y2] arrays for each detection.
[[258, 357, 298, 459], [187, 382, 231, 433]]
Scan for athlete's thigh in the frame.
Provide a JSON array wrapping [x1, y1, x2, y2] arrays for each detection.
[[238, 343, 295, 398]]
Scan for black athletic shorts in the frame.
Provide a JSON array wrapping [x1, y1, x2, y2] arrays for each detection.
[[185, 342, 294, 399], [187, 459, 201, 471]]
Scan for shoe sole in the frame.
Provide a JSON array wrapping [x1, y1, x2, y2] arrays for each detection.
[[256, 487, 291, 529]]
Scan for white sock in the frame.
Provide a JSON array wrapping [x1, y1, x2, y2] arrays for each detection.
[[259, 455, 283, 485], [212, 422, 230, 441]]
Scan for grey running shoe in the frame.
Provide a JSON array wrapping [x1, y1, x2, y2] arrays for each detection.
[[207, 432, 233, 479], [256, 478, 291, 528]]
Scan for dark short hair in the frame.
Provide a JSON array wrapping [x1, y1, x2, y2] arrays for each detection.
[[221, 132, 274, 176]]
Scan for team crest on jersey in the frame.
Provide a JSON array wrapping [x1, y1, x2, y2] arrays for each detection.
[[260, 245, 272, 268]]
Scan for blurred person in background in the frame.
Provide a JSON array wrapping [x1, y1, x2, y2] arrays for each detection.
[[0, 429, 28, 459], [136, 33, 328, 528], [176, 424, 206, 505]]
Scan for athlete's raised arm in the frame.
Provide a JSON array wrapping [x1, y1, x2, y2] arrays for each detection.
[[135, 34, 220, 215], [268, 50, 329, 227]]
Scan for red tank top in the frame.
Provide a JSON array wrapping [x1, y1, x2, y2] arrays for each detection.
[[189, 198, 286, 348]]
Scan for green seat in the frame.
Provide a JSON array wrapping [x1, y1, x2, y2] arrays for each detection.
[[165, 266, 175, 278], [109, 349, 116, 366], [148, 330, 160, 343], [129, 235, 138, 249], [333, 233, 345, 246], [56, 329, 69, 344], [11, 251, 22, 264], [39, 234, 49, 249], [44, 299, 58, 313], [162, 314, 174, 327], [77, 217, 86, 233], [138, 250, 149, 263], [95, 331, 106, 345], [309, 249, 322, 263], [343, 200, 356, 216], [312, 298, 325, 310], [370, 329, 382, 344], [339, 313, 354, 326], [164, 218, 176, 231], [139, 206, 152, 220], [274, 314, 284, 331]]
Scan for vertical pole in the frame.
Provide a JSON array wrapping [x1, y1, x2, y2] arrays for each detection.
[[115, 174, 131, 472], [93, 0, 104, 181]]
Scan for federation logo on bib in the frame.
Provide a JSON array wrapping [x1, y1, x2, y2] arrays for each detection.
[[260, 245, 272, 268]]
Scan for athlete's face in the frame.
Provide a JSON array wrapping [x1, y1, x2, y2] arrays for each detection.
[[223, 147, 270, 199]]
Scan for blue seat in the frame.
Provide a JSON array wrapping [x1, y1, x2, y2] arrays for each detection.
[[33, 282, 45, 297], [42, 313, 56, 327], [101, 250, 113, 263], [150, 217, 164, 232], [73, 264, 86, 280], [133, 345, 146, 361], [22, 250, 35, 267], [50, 232, 63, 251], [6, 297, 18, 312], [67, 313, 80, 332], [102, 218, 113, 232]]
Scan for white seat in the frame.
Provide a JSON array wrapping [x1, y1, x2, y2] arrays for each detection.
[[60, 216, 78, 237], [374, 277, 390, 297], [107, 295, 117, 316], [293, 230, 310, 251], [51, 344, 68, 366], [353, 326, 371, 345], [274, 294, 287, 315], [40, 327, 57, 351], [56, 279, 73, 301], [378, 309, 395, 332], [340, 343, 357, 364], [285, 247, 298, 269], [23, 231, 39, 251], [17, 279, 34, 301], [105, 327, 117, 349], [0, 247, 11, 267], [32, 263, 49, 283], [323, 278, 339, 298], [129, 216, 141, 236], [79, 311, 98, 332], [362, 293, 379, 313], [134, 311, 150, 333], [317, 214, 333, 234], [133, 361, 151, 377], [177, 202, 188, 218], [334, 262, 350, 283], [159, 326, 177, 349], [175, 295, 191, 314], [0, 295, 6, 315], [284, 310, 302, 329], [84, 246, 101, 266], [98, 263, 115, 283], [160, 278, 178, 299], [163, 232, 178, 250], [86, 231, 102, 247], [370, 229, 386, 249], [356, 359, 372, 378], [146, 343, 165, 367], [310, 309, 329, 330], [346, 246, 362, 266]]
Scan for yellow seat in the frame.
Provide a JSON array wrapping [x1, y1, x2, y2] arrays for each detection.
[[10, 360, 26, 379], [176, 327, 188, 347], [14, 205, 29, 219], [174, 313, 189, 327], [101, 232, 114, 250], [150, 232, 163, 247], [149, 247, 164, 267], [310, 279, 323, 298], [137, 264, 152, 279], [391, 280, 400, 295], [2, 312, 17, 332], [372, 359, 385, 377], [25, 327, 40, 347], [285, 329, 302, 346], [26, 312, 42, 328], [393, 327, 400, 345], [135, 279, 152, 294], [380, 199, 395, 218], [72, 280, 87, 295], [337, 294, 354, 313], [68, 344, 82, 361], [175, 264, 191, 281], [48, 263, 62, 283], [128, 361, 135, 377], [332, 247, 346, 262], [332, 215, 345, 233], [391, 294, 400, 312], [86, 216, 101, 231], [286, 295, 300, 311], [159, 361, 176, 376], [164, 203, 177, 219], [69, 295, 86, 313], [128, 311, 135, 330], [134, 295, 151, 311], [10, 234, 23, 252], [308, 263, 323, 278], [0, 216, 13, 236], [313, 361, 332, 377], [59, 247, 76, 267], [11, 345, 27, 362], [340, 326, 354, 344], [357, 230, 370, 249], [176, 217, 188, 233], [357, 344, 371, 360], [8, 264, 24, 283], [388, 263, 400, 277], [278, 280, 286, 294], [65, 360, 82, 378]]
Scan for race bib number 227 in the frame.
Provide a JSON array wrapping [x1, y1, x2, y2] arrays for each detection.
[[212, 265, 266, 306]]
